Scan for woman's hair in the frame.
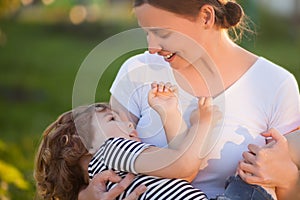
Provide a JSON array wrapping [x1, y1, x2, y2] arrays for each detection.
[[34, 103, 109, 200], [134, 0, 251, 41]]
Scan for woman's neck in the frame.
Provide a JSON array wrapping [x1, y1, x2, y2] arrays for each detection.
[[175, 32, 257, 97]]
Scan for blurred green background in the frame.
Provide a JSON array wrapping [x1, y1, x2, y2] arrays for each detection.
[[0, 0, 299, 199]]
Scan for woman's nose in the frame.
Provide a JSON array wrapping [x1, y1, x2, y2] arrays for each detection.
[[147, 34, 162, 54]]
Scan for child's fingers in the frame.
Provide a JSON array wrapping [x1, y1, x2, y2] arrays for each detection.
[[151, 82, 158, 90], [151, 81, 177, 96], [169, 85, 178, 95], [148, 82, 158, 100], [204, 97, 213, 107], [164, 82, 172, 92], [198, 97, 206, 106], [198, 96, 212, 106], [158, 82, 165, 92]]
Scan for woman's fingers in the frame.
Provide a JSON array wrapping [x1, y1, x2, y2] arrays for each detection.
[[261, 128, 287, 146], [124, 185, 147, 200], [247, 144, 261, 156], [107, 173, 135, 197], [91, 170, 121, 191], [79, 171, 142, 200], [238, 165, 263, 185]]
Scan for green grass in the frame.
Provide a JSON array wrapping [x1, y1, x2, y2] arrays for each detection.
[[0, 12, 299, 199], [0, 20, 139, 199]]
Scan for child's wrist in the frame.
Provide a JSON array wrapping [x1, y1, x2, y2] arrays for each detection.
[[161, 108, 181, 119]]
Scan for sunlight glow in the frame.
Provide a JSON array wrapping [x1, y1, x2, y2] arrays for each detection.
[[42, 0, 55, 6], [21, 0, 33, 6]]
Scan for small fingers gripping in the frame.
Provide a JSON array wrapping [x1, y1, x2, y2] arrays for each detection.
[[190, 97, 221, 125]]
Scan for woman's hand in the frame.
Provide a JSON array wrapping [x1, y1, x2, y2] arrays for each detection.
[[78, 170, 146, 200], [238, 128, 299, 199]]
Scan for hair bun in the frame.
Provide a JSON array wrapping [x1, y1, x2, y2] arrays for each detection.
[[224, 1, 243, 27]]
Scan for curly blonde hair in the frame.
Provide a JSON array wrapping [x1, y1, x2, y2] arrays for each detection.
[[34, 103, 109, 200]]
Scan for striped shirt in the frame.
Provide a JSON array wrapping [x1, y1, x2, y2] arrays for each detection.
[[88, 137, 208, 200]]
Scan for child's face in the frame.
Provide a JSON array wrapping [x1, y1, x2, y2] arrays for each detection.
[[90, 108, 141, 150]]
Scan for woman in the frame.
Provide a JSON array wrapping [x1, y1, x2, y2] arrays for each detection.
[[80, 0, 300, 199]]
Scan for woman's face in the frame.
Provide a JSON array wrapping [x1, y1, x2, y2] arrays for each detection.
[[134, 4, 210, 70]]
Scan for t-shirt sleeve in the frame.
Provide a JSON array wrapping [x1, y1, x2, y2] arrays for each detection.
[[269, 74, 300, 134], [110, 54, 147, 118], [102, 138, 153, 174]]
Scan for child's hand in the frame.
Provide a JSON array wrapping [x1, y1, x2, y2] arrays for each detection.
[[190, 97, 222, 127], [148, 82, 179, 116]]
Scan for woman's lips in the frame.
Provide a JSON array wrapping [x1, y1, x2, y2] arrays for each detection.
[[163, 53, 176, 62]]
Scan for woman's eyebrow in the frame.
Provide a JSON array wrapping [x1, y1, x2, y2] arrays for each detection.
[[145, 27, 170, 32]]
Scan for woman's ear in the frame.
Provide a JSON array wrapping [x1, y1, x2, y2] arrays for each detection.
[[198, 5, 215, 29]]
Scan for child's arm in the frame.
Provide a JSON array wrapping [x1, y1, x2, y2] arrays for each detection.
[[148, 82, 188, 148], [101, 98, 219, 182], [100, 82, 221, 182], [139, 87, 221, 181]]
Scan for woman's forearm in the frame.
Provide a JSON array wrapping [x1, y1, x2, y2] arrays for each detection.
[[276, 170, 300, 200], [277, 130, 300, 199]]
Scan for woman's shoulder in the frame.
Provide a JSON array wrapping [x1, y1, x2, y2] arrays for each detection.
[[254, 57, 294, 76], [250, 57, 296, 81]]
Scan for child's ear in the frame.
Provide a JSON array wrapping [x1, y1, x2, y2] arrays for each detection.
[[198, 5, 215, 29], [88, 147, 97, 155]]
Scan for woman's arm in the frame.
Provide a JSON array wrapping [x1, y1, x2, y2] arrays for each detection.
[[147, 82, 188, 148]]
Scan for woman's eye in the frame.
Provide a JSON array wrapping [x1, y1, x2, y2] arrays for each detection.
[[154, 30, 171, 39], [159, 32, 171, 39]]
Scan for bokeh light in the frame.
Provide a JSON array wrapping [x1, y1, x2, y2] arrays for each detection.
[[21, 0, 34, 6], [42, 0, 55, 6], [69, 5, 87, 25]]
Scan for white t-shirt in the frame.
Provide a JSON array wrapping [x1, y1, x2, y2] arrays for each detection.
[[110, 51, 300, 198]]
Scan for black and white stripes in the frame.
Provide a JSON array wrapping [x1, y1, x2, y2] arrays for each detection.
[[88, 137, 207, 200]]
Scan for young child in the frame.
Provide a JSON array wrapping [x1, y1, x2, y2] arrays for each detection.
[[34, 82, 220, 200]]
